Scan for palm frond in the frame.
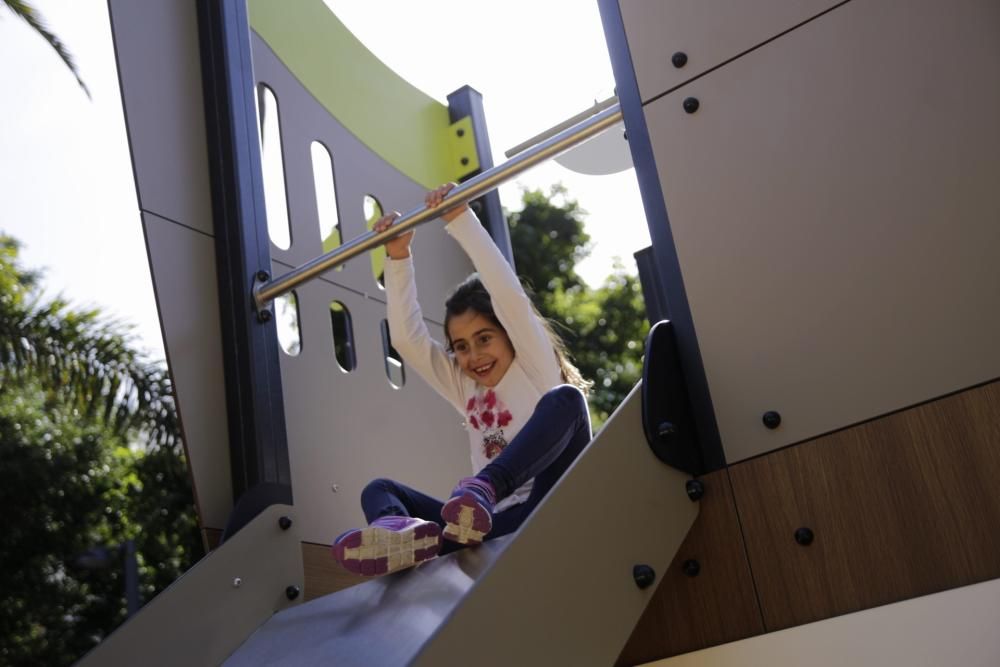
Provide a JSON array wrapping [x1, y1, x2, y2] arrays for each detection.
[[4, 0, 91, 99]]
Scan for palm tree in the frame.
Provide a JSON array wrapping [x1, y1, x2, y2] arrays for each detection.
[[4, 0, 90, 99]]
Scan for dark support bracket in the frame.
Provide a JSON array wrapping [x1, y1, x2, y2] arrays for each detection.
[[197, 0, 292, 534], [641, 320, 704, 475], [447, 86, 515, 268]]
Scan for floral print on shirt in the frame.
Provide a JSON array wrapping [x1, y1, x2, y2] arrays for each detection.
[[466, 389, 513, 459]]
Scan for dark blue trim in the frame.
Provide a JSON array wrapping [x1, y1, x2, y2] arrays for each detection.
[[447, 86, 515, 269], [598, 0, 725, 471], [197, 0, 292, 514]]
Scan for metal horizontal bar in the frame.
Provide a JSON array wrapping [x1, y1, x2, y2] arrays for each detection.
[[504, 94, 619, 159], [254, 102, 623, 309]]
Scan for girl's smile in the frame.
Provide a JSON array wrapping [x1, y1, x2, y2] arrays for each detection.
[[447, 311, 515, 387]]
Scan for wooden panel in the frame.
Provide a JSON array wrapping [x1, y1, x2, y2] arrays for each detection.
[[729, 381, 1000, 631], [617, 469, 763, 665], [302, 541, 363, 601]]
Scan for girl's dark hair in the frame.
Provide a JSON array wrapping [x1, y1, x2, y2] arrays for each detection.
[[444, 274, 592, 395]]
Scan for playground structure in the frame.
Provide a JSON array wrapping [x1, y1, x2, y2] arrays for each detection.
[[81, 0, 999, 664]]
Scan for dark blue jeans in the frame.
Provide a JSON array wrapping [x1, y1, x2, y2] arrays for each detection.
[[360, 385, 592, 554]]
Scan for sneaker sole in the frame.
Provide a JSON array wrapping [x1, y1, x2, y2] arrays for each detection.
[[333, 521, 441, 576], [441, 492, 492, 545]]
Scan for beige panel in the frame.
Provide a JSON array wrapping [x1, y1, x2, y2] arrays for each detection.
[[275, 270, 469, 545], [414, 387, 699, 666], [620, 0, 840, 102], [77, 504, 303, 667], [641, 577, 1000, 667], [143, 212, 232, 530], [108, 0, 213, 234], [643, 0, 1000, 461]]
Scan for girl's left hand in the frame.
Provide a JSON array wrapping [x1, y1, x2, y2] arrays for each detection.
[[426, 183, 469, 223]]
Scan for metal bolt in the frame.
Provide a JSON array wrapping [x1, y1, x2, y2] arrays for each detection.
[[258, 309, 273, 323], [622, 130, 628, 141], [331, 484, 339, 493], [762, 411, 782, 429], [285, 585, 301, 600], [633, 564, 656, 589], [232, 577, 242, 588], [671, 52, 688, 68], [795, 527, 815, 546], [256, 270, 270, 282], [657, 421, 676, 439], [278, 516, 292, 530], [460, 157, 469, 166], [686, 479, 705, 502], [682, 559, 701, 577], [683, 97, 700, 114], [456, 128, 465, 137]]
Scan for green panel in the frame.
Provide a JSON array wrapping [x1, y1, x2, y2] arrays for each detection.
[[249, 0, 478, 187]]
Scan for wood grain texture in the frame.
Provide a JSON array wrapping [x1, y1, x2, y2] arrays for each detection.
[[729, 380, 1000, 631], [301, 541, 364, 600], [616, 469, 764, 665]]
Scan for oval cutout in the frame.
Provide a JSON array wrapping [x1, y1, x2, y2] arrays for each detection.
[[257, 84, 291, 250], [380, 319, 405, 389], [330, 301, 356, 372], [364, 194, 386, 288], [311, 141, 342, 259], [275, 291, 301, 356]]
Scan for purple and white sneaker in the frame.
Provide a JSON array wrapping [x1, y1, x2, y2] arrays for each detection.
[[332, 516, 441, 577], [441, 477, 496, 546]]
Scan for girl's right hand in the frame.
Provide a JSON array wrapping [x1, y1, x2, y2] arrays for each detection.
[[373, 211, 412, 259]]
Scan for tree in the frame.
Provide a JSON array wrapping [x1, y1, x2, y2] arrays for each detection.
[[0, 236, 201, 666], [508, 187, 650, 428], [3, 0, 90, 98]]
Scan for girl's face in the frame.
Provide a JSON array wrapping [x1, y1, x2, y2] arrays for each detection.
[[447, 310, 514, 387]]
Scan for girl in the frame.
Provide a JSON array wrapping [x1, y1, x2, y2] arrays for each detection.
[[333, 183, 592, 577]]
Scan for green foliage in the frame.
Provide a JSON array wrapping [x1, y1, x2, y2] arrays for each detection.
[[508, 187, 650, 428], [0, 236, 202, 666]]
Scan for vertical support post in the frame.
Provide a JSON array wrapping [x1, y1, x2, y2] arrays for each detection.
[[447, 86, 515, 268], [197, 0, 292, 531]]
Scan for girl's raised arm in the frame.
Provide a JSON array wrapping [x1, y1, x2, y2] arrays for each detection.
[[441, 204, 562, 391]]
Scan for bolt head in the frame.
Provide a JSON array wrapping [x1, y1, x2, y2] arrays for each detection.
[[633, 564, 656, 590], [258, 309, 273, 323], [795, 527, 815, 546], [256, 270, 270, 282], [671, 51, 688, 68], [278, 516, 292, 530], [683, 97, 700, 114], [683, 559, 701, 577], [285, 585, 301, 600], [460, 157, 469, 166], [456, 128, 465, 137], [233, 577, 242, 588], [685, 479, 705, 502], [762, 411, 782, 429]]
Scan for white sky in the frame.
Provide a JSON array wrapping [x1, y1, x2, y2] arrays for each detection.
[[0, 1, 649, 363]]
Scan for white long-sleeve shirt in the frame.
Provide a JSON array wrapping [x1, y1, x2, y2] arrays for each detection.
[[385, 209, 563, 511]]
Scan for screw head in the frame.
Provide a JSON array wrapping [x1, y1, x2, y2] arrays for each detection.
[[285, 585, 301, 600], [633, 564, 656, 589], [685, 479, 705, 502], [671, 52, 688, 68], [682, 559, 701, 577], [657, 421, 676, 440], [232, 577, 242, 588], [278, 516, 292, 530], [460, 157, 469, 166], [762, 411, 782, 429], [622, 130, 628, 141], [456, 128, 465, 137], [256, 270, 270, 282], [683, 97, 700, 114], [795, 527, 815, 546], [258, 309, 273, 323]]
